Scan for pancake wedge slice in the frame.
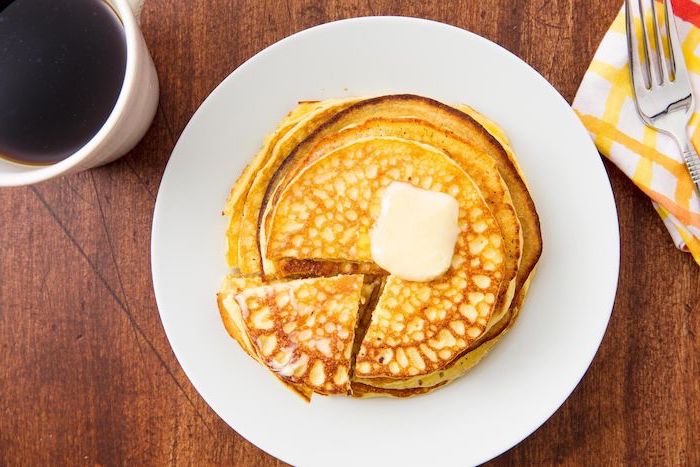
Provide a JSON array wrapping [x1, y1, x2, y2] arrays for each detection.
[[235, 274, 364, 400], [352, 277, 514, 397]]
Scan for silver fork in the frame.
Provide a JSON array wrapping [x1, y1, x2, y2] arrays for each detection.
[[625, 0, 700, 193]]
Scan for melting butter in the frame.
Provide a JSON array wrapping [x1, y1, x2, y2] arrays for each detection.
[[370, 181, 459, 282]]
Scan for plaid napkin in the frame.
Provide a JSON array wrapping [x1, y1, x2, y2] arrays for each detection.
[[573, 0, 700, 265]]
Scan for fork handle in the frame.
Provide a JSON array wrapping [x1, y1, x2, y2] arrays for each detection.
[[682, 143, 700, 194]]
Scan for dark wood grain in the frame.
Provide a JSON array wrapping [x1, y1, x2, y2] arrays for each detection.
[[1, 1, 698, 465]]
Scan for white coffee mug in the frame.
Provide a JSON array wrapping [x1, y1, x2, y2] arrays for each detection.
[[0, 0, 159, 187]]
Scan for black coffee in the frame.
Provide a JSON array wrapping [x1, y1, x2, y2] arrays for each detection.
[[0, 0, 127, 165]]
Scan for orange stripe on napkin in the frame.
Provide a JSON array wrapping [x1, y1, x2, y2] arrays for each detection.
[[577, 114, 687, 175]]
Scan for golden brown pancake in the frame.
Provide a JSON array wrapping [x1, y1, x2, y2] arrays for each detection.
[[260, 95, 540, 299], [218, 95, 542, 400], [218, 273, 383, 400], [234, 274, 364, 399], [260, 117, 521, 337], [266, 138, 506, 382]]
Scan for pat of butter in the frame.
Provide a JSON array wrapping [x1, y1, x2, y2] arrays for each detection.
[[370, 181, 460, 282]]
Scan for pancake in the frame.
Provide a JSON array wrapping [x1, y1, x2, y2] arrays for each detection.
[[266, 138, 506, 381], [260, 117, 521, 337], [351, 281, 514, 396], [235, 98, 361, 274], [260, 95, 540, 301], [218, 273, 383, 400], [258, 96, 539, 394], [218, 94, 542, 400], [233, 274, 364, 400]]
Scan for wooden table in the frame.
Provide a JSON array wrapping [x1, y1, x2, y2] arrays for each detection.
[[1, 1, 698, 465]]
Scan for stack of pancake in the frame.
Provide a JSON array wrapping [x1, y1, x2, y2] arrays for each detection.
[[217, 95, 541, 401]]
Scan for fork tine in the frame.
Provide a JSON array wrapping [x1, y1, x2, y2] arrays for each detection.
[[626, 0, 652, 94], [664, 0, 691, 86], [637, 0, 660, 86], [649, 0, 669, 83], [663, 0, 677, 78]]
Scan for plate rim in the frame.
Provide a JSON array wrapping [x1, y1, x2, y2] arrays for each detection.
[[151, 15, 620, 466]]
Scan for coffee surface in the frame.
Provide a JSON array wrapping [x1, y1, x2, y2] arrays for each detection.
[[0, 0, 127, 165]]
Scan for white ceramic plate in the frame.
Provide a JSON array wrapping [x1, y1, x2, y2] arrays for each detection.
[[152, 17, 619, 466]]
